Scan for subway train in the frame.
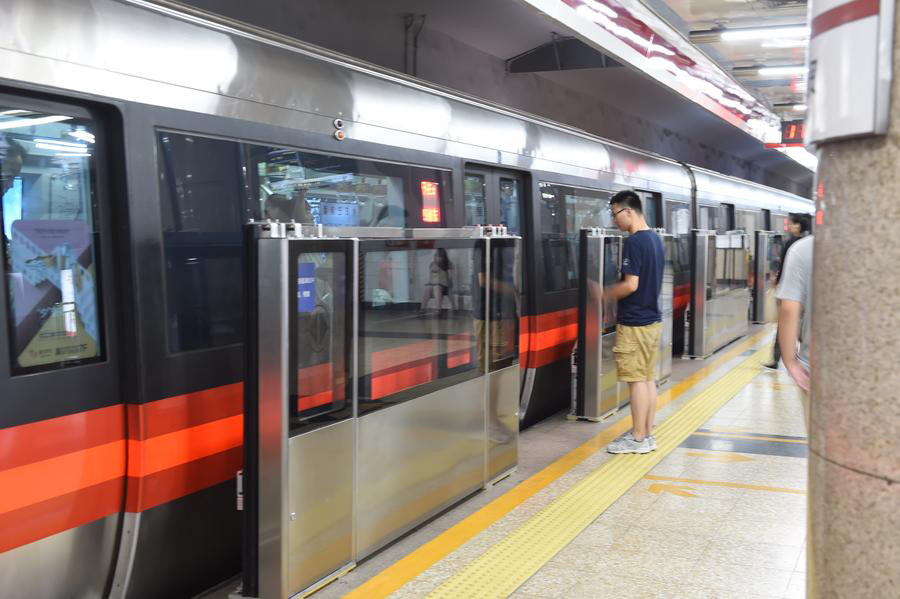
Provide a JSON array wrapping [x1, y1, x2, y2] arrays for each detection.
[[0, 0, 815, 597]]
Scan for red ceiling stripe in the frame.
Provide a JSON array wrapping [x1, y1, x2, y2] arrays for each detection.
[[811, 0, 879, 38]]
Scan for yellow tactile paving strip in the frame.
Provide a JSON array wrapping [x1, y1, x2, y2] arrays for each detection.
[[342, 328, 771, 599], [426, 347, 767, 599]]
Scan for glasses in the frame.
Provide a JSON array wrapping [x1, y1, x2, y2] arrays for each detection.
[[609, 206, 628, 217]]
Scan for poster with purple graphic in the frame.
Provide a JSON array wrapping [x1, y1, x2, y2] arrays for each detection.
[[8, 219, 100, 368]]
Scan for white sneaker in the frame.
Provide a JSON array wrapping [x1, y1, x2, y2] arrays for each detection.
[[621, 431, 657, 451], [607, 435, 652, 454]]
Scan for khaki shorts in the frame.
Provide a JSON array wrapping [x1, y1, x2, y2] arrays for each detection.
[[614, 322, 662, 382]]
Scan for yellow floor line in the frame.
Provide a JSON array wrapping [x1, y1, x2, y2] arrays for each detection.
[[341, 328, 772, 599], [643, 474, 806, 495], [426, 348, 767, 599], [690, 431, 808, 444]]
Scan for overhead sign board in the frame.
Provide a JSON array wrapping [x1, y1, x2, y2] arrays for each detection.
[[807, 0, 895, 144]]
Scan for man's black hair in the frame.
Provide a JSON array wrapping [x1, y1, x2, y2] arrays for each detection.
[[790, 212, 811, 233], [609, 189, 643, 214]]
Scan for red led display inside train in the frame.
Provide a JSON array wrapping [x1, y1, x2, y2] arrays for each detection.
[[421, 181, 441, 223]]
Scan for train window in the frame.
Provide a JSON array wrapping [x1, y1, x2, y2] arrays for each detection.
[[499, 177, 522, 235], [159, 133, 250, 353], [158, 130, 451, 353], [248, 145, 450, 228], [720, 203, 735, 232], [636, 191, 662, 229], [665, 202, 690, 235], [539, 183, 612, 292], [699, 205, 716, 231], [0, 108, 104, 374], [464, 174, 486, 226]]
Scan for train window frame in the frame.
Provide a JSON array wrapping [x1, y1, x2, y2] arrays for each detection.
[[537, 181, 614, 294], [154, 127, 454, 356], [0, 100, 108, 376]]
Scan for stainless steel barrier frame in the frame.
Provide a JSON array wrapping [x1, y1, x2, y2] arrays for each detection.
[[242, 222, 520, 598]]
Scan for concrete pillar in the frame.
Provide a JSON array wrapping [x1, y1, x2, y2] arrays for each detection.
[[808, 10, 900, 597]]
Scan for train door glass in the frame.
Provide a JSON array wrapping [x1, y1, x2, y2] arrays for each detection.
[[720, 203, 735, 232], [0, 95, 122, 594], [699, 205, 716, 232], [464, 174, 486, 226], [665, 201, 690, 235], [636, 191, 662, 229], [537, 182, 612, 292], [1, 104, 104, 374], [465, 168, 524, 235]]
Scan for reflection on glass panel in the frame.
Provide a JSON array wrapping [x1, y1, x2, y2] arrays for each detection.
[[291, 251, 350, 429], [464, 174, 486, 226], [539, 182, 612, 292], [666, 202, 691, 235], [250, 146, 450, 228], [359, 241, 481, 408], [499, 178, 521, 235], [485, 240, 520, 370], [1, 109, 103, 373], [159, 133, 248, 353], [602, 238, 620, 331], [157, 130, 451, 353]]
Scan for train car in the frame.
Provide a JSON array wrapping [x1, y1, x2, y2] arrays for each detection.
[[0, 1, 814, 597]]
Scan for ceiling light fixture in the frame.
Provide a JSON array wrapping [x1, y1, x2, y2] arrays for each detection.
[[757, 65, 806, 77], [0, 115, 72, 130], [721, 26, 809, 42]]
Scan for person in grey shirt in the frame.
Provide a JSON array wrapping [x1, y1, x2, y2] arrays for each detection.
[[775, 235, 813, 391]]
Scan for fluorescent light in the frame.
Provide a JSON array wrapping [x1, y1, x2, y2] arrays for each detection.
[[721, 26, 809, 42], [0, 115, 72, 130], [34, 138, 87, 149], [758, 66, 806, 77], [66, 130, 96, 144], [54, 152, 91, 158], [761, 39, 807, 48], [0, 109, 30, 116], [36, 142, 88, 152], [792, 104, 807, 111]]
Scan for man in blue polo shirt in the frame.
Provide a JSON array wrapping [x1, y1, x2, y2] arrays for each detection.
[[602, 190, 665, 454]]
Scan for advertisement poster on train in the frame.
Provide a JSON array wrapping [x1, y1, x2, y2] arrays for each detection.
[[8, 220, 99, 367], [298, 261, 316, 312]]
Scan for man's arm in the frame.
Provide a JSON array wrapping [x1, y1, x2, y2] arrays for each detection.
[[601, 274, 639, 301], [778, 299, 809, 391]]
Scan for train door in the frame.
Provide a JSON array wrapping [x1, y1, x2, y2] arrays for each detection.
[[463, 168, 530, 412], [0, 94, 125, 598]]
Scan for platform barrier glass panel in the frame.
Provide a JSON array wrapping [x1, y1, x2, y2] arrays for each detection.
[[574, 229, 623, 421], [657, 232, 675, 383], [243, 225, 521, 598], [485, 237, 520, 481], [689, 230, 750, 358], [355, 237, 491, 558], [752, 230, 784, 323]]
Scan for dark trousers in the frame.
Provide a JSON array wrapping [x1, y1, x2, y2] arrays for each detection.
[[771, 325, 782, 364]]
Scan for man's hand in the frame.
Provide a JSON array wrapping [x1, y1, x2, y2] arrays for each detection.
[[784, 358, 810, 392], [601, 274, 639, 301]]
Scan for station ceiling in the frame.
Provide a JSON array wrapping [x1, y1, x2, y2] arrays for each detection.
[[178, 0, 813, 191]]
